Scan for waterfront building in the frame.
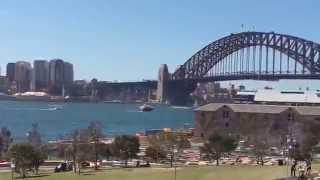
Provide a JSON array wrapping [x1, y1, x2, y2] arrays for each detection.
[[49, 59, 64, 86], [194, 103, 320, 147], [34, 60, 49, 91], [49, 59, 74, 95], [0, 76, 9, 93], [6, 63, 15, 82], [233, 89, 320, 106], [14, 61, 32, 92], [63, 61, 74, 85], [192, 82, 232, 106]]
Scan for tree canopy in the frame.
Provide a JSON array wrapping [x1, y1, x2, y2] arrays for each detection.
[[201, 134, 238, 166], [111, 135, 140, 167], [9, 143, 47, 178]]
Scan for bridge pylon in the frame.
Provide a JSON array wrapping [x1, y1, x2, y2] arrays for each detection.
[[157, 64, 170, 103]]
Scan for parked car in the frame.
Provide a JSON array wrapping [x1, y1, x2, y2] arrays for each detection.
[[54, 162, 73, 173], [81, 161, 90, 168]]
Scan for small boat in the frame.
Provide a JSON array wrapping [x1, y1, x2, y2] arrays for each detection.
[[139, 104, 154, 112]]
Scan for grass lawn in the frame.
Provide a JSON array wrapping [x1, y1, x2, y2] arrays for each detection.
[[0, 165, 295, 180]]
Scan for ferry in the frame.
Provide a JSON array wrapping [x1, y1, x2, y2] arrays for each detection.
[[139, 104, 154, 112]]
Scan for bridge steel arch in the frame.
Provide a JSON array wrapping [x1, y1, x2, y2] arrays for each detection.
[[172, 32, 320, 80]]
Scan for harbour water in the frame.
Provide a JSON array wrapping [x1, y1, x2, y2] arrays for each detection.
[[0, 101, 194, 141]]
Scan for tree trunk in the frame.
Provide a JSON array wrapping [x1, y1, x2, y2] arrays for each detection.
[[21, 167, 26, 178], [73, 155, 76, 173], [216, 157, 219, 166], [94, 142, 98, 170], [35, 165, 39, 175], [260, 156, 264, 166], [78, 162, 81, 175], [94, 152, 98, 170]]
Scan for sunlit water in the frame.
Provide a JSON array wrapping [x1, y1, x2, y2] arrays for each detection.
[[0, 101, 194, 141]]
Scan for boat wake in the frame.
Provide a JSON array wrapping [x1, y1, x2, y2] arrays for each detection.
[[126, 110, 143, 113], [170, 106, 192, 110], [6, 107, 59, 111]]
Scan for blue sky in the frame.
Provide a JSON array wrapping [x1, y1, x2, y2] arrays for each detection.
[[0, 0, 320, 89]]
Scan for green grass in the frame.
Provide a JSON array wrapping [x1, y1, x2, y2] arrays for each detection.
[[0, 165, 294, 180]]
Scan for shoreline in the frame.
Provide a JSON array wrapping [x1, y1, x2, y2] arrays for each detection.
[[0, 95, 163, 105]]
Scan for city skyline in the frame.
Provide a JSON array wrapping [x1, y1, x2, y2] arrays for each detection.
[[0, 0, 320, 89], [5, 59, 73, 94]]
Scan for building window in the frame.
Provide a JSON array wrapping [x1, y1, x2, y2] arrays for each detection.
[[225, 122, 229, 127], [201, 112, 205, 118], [273, 122, 279, 130], [200, 133, 204, 138], [288, 113, 294, 121], [222, 111, 229, 119]]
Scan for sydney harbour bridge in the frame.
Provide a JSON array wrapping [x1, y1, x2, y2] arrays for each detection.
[[98, 31, 320, 105]]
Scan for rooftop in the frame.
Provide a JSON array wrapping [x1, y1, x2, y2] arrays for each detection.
[[254, 89, 320, 104], [195, 103, 320, 116]]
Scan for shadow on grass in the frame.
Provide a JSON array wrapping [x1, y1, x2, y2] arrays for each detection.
[[82, 173, 95, 176], [15, 174, 50, 179]]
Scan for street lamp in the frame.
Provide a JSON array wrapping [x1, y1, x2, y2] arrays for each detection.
[[173, 145, 178, 180], [286, 135, 297, 177], [10, 161, 15, 180]]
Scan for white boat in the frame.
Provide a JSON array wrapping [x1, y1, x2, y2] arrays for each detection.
[[139, 104, 154, 112]]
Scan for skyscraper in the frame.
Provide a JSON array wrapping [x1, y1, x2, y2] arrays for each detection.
[[33, 60, 49, 91], [48, 59, 74, 95], [14, 61, 32, 92], [6, 63, 15, 82], [63, 62, 74, 85]]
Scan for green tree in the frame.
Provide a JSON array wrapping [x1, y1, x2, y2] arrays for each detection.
[[145, 145, 166, 162], [148, 132, 190, 167], [32, 145, 48, 174], [98, 143, 113, 160], [201, 134, 237, 166], [65, 124, 105, 174], [9, 143, 46, 178], [27, 123, 42, 147], [250, 134, 269, 166], [0, 127, 12, 159], [111, 135, 140, 167], [88, 121, 104, 170]]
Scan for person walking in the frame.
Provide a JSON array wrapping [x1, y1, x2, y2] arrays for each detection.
[[291, 160, 297, 177], [306, 159, 311, 176]]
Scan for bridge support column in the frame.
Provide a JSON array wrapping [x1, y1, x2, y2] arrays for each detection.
[[166, 80, 197, 106], [157, 64, 197, 105], [157, 64, 170, 103]]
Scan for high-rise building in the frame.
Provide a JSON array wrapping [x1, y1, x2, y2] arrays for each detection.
[[14, 61, 32, 92], [63, 62, 74, 84], [49, 59, 64, 86], [33, 60, 49, 91], [0, 76, 9, 93], [6, 63, 15, 82], [49, 59, 74, 95]]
